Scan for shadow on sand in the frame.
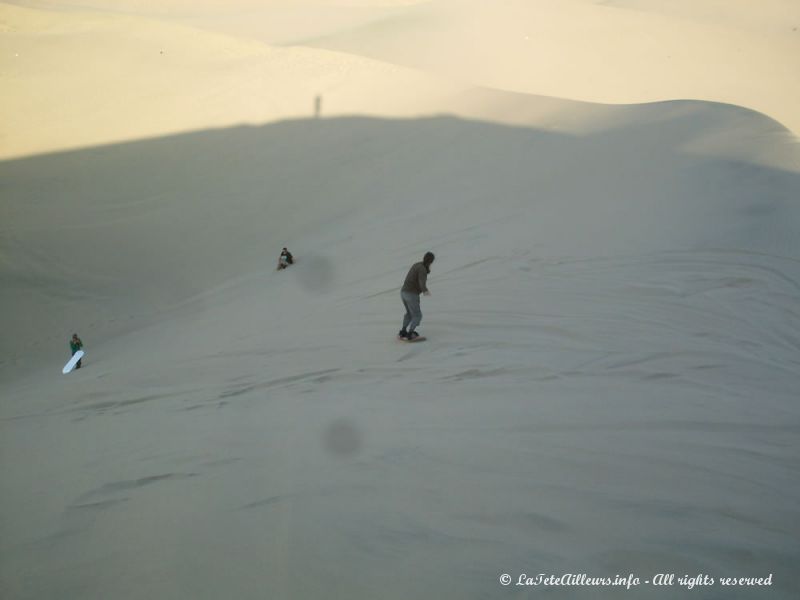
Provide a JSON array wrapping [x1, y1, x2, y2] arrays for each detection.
[[1, 105, 799, 368]]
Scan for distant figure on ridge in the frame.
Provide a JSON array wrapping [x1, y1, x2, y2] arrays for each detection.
[[278, 247, 294, 270], [70, 333, 84, 369], [398, 252, 435, 342]]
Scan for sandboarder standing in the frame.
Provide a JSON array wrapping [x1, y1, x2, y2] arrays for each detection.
[[70, 333, 84, 369], [398, 252, 435, 340]]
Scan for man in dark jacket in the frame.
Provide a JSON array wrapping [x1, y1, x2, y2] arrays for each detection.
[[278, 247, 294, 270], [398, 252, 435, 340]]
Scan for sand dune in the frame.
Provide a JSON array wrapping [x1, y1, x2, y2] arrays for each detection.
[[3, 97, 798, 371], [304, 0, 800, 135], [5, 0, 798, 161], [1, 2, 469, 159], [3, 107, 800, 597], [2, 1, 800, 599]]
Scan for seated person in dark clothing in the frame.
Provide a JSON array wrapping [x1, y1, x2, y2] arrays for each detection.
[[278, 247, 294, 270]]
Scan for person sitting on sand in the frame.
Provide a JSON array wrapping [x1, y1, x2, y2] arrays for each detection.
[[70, 333, 84, 369], [278, 247, 294, 270]]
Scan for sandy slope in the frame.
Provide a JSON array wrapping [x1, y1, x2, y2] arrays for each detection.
[[2, 1, 800, 599], [3, 106, 800, 598]]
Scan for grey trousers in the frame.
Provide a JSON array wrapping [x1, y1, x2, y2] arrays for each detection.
[[401, 291, 422, 332]]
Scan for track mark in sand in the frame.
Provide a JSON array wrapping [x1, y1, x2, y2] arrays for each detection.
[[219, 368, 342, 398], [202, 457, 242, 468], [76, 472, 198, 503], [374, 445, 428, 467], [81, 395, 165, 411], [213, 344, 339, 360], [0, 412, 45, 422], [581, 351, 726, 374], [459, 511, 569, 534], [68, 498, 129, 512], [506, 421, 800, 435], [241, 483, 376, 511], [68, 391, 193, 415], [442, 368, 509, 381], [51, 474, 197, 541], [181, 398, 233, 412], [598, 352, 676, 371], [533, 374, 561, 381], [41, 497, 132, 545], [362, 287, 399, 300], [643, 372, 679, 380], [3, 391, 187, 421], [241, 494, 293, 510], [441, 257, 497, 276]]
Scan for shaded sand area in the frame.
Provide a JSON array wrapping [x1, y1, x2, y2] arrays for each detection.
[[2, 1, 800, 599]]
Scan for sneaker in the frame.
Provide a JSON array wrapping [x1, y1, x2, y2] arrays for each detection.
[[407, 331, 420, 340], [398, 330, 409, 339]]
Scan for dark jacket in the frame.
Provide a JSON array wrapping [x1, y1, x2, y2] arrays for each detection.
[[70, 337, 83, 354], [402, 262, 429, 294]]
